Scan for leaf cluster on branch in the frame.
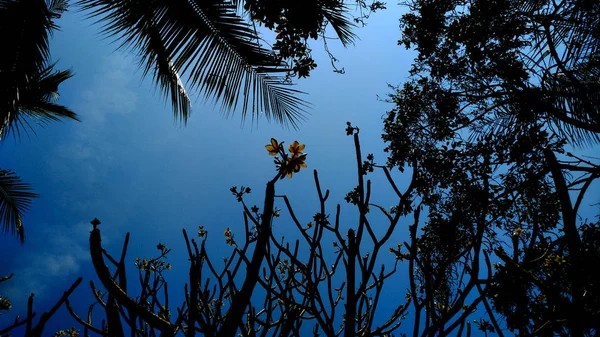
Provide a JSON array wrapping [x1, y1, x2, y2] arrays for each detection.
[[383, 0, 600, 335]]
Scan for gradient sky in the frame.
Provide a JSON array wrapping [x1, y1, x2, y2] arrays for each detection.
[[1, 3, 599, 335], [0, 4, 420, 334]]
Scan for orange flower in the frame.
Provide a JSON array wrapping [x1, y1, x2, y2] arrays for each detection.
[[267, 138, 307, 179], [554, 255, 566, 264], [290, 154, 307, 172], [288, 141, 305, 155], [224, 227, 235, 245], [284, 153, 307, 178], [266, 138, 281, 156]]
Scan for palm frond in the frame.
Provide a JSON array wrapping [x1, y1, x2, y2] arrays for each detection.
[[47, 0, 69, 16], [0, 169, 38, 243], [544, 73, 600, 147], [322, 3, 358, 47], [78, 0, 310, 127], [522, 0, 600, 146], [0, 0, 73, 140], [2, 64, 78, 139], [0, 0, 67, 81]]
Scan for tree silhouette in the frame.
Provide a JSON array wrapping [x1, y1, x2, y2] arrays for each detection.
[[383, 0, 600, 335], [0, 0, 78, 139], [45, 127, 499, 336], [0, 0, 78, 242]]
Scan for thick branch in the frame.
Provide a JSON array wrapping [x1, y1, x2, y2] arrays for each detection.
[[89, 227, 175, 334], [219, 180, 276, 337]]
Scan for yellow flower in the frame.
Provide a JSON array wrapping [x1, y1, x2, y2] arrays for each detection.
[[268, 139, 307, 179], [288, 141, 305, 155], [544, 254, 566, 267], [544, 256, 553, 267], [282, 154, 307, 178], [554, 255, 566, 264], [288, 153, 307, 172], [266, 138, 281, 156], [224, 227, 235, 245]]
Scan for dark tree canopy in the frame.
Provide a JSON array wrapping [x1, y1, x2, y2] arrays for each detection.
[[396, 0, 599, 146], [383, 0, 600, 335]]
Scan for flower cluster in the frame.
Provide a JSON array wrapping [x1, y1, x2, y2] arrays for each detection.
[[313, 212, 329, 226], [198, 225, 207, 238], [544, 254, 566, 267], [0, 295, 11, 311], [230, 186, 252, 202], [135, 257, 172, 271], [135, 243, 172, 272], [389, 243, 410, 261], [305, 221, 314, 230], [277, 259, 290, 274], [266, 138, 307, 179], [52, 327, 80, 337], [224, 227, 235, 246]]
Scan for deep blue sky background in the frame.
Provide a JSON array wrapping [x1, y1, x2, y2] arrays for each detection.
[[0, 4, 421, 333]]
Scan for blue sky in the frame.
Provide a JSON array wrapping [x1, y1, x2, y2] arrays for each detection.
[[0, 4, 419, 334]]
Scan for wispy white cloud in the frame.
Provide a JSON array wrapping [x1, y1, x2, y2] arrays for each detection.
[[0, 53, 140, 322], [45, 53, 139, 190], [0, 223, 91, 315], [76, 54, 139, 120]]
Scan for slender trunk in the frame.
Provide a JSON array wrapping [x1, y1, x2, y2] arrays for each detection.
[[0, 111, 10, 140], [544, 148, 583, 337], [345, 229, 356, 337], [219, 180, 276, 337], [0, 82, 15, 140]]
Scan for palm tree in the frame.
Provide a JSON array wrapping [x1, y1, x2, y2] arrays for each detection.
[[1, 0, 78, 138], [0, 170, 37, 243], [77, 0, 356, 128], [461, 0, 599, 148], [523, 0, 600, 146], [1, 63, 78, 138], [0, 0, 78, 242]]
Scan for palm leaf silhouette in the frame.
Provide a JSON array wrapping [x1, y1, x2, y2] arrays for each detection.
[[0, 0, 75, 243], [0, 0, 77, 139], [0, 170, 38, 243], [522, 0, 600, 146], [78, 0, 315, 127]]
